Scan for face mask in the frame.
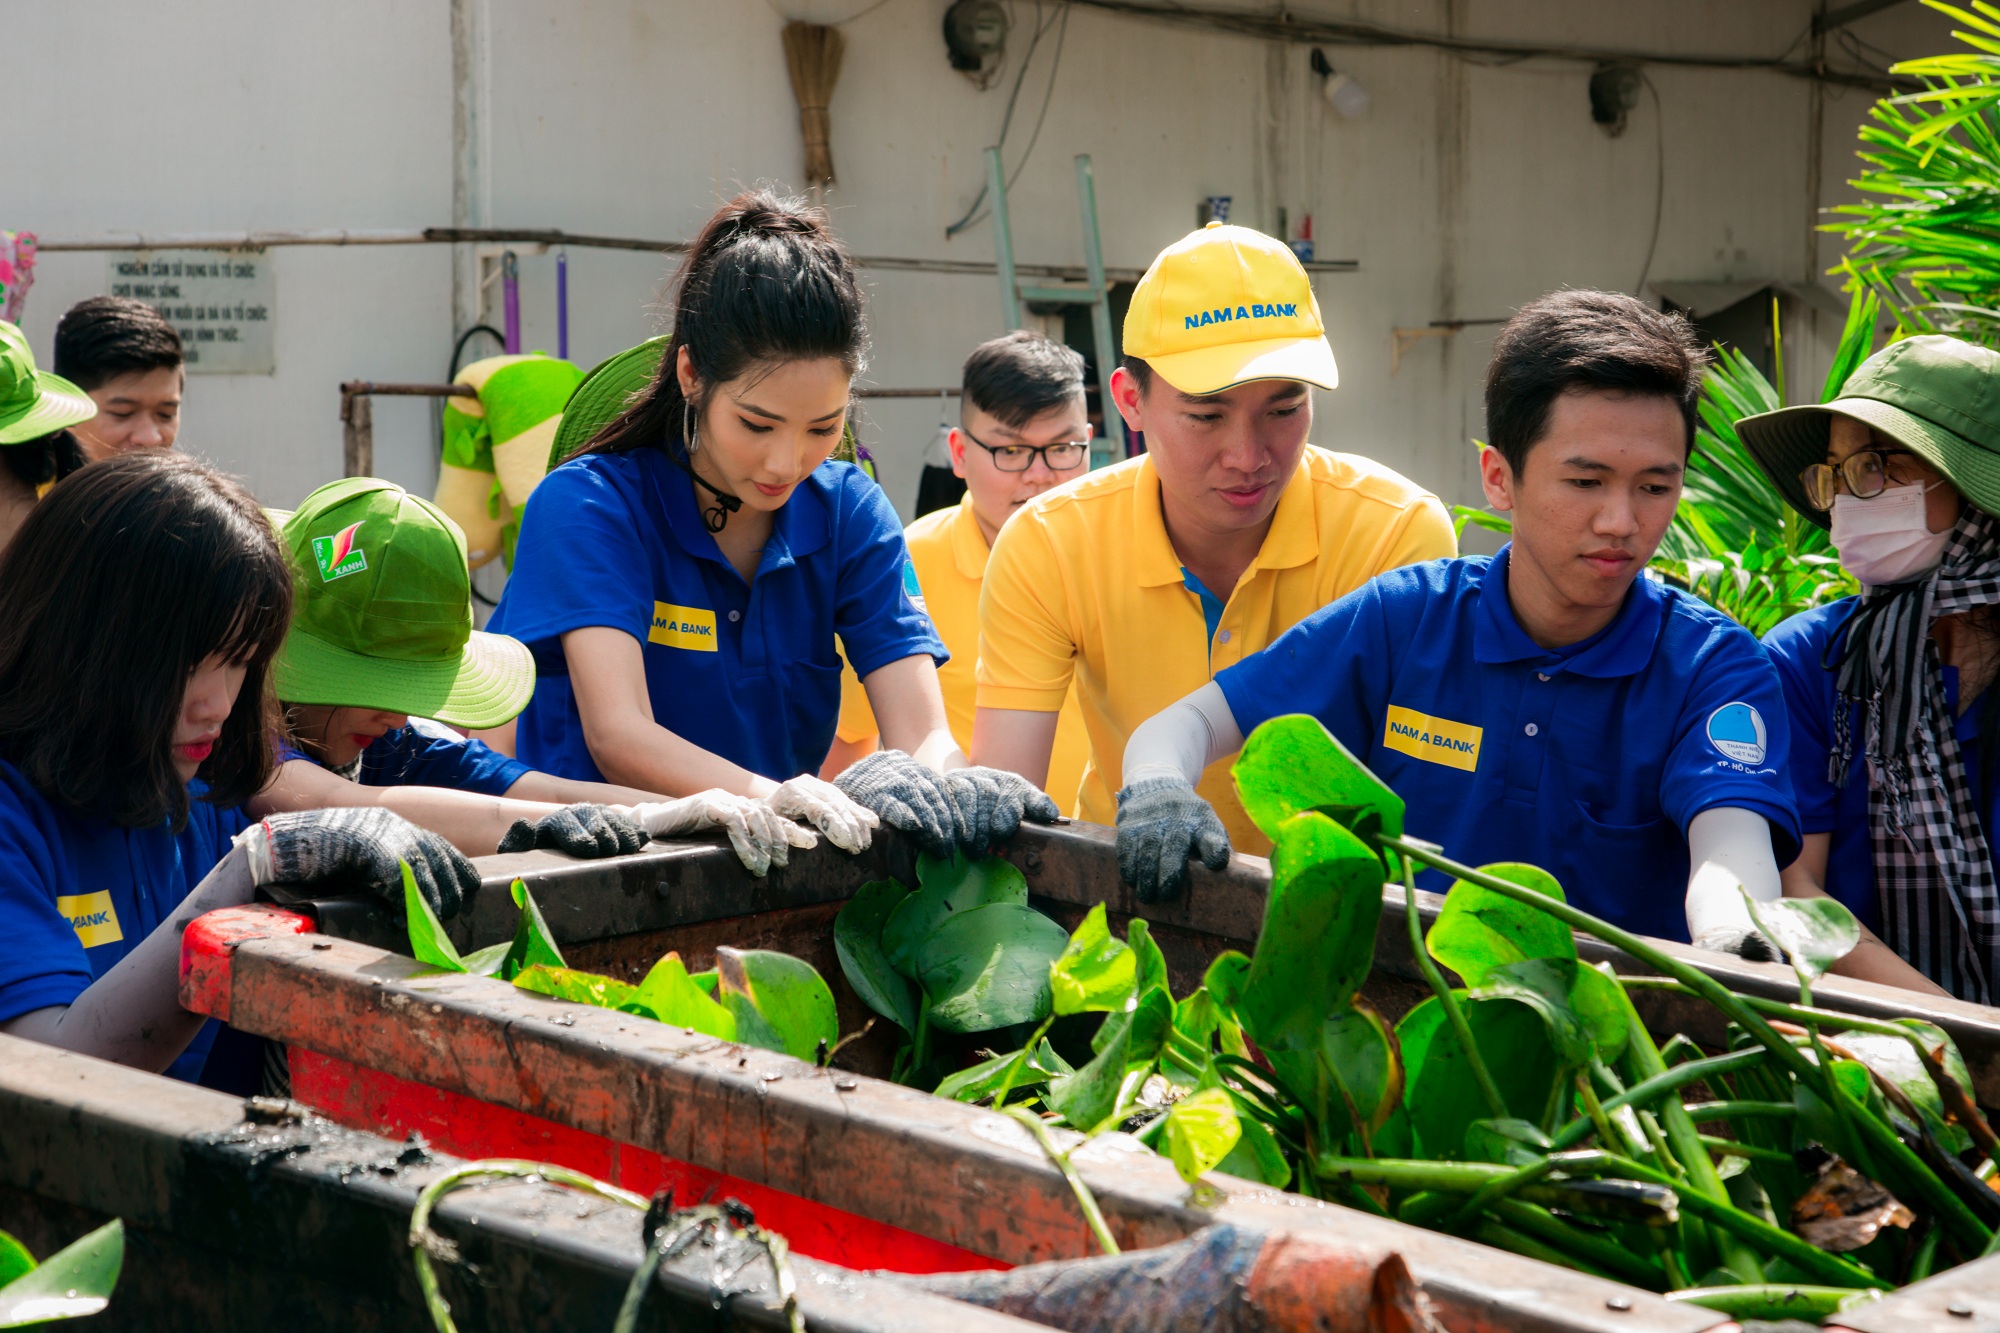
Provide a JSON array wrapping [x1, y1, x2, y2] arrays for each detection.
[[1829, 481, 1951, 586]]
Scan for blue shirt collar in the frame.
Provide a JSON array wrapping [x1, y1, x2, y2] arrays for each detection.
[[651, 450, 831, 580], [1472, 543, 1665, 678]]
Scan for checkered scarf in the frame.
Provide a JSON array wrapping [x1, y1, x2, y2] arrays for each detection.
[[1829, 508, 2000, 1002]]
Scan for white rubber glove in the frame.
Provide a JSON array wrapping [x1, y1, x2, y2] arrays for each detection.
[[1685, 806, 1783, 961], [767, 774, 879, 854], [622, 792, 818, 878]]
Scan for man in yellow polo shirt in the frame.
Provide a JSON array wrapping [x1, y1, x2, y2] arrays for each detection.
[[826, 332, 1092, 809], [972, 221, 1456, 873]]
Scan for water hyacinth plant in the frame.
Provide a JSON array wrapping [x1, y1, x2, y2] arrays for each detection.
[[402, 866, 838, 1061], [914, 717, 2000, 1321], [0, 1221, 123, 1328]]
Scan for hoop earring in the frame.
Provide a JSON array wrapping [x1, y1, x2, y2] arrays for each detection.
[[683, 401, 699, 455]]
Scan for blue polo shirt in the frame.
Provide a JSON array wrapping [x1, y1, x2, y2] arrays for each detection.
[[0, 759, 250, 1082], [490, 449, 946, 783], [1763, 598, 1995, 935], [1216, 548, 1801, 942], [276, 718, 529, 796]]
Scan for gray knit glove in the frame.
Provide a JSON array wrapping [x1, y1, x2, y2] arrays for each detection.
[[833, 750, 963, 858], [496, 804, 649, 859], [1117, 772, 1231, 903], [946, 767, 1061, 858], [237, 808, 480, 920]]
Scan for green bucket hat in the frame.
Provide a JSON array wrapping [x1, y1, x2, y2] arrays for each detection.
[[1738, 335, 2000, 529], [274, 478, 535, 729], [0, 320, 96, 445], [547, 336, 669, 472]]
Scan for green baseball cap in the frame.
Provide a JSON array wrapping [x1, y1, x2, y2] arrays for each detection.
[[1739, 334, 2000, 529], [547, 336, 669, 472], [0, 320, 96, 445], [274, 478, 534, 729]]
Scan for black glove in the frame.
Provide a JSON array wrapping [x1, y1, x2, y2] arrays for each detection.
[[833, 750, 963, 858], [248, 808, 480, 920], [1116, 774, 1231, 903], [1692, 926, 1782, 964], [496, 803, 650, 858], [946, 767, 1061, 858]]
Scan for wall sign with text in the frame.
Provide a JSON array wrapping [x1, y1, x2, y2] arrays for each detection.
[[105, 248, 275, 374]]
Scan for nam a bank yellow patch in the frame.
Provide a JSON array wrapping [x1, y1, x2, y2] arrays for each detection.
[[57, 891, 123, 948], [1382, 705, 1482, 773], [648, 602, 719, 652]]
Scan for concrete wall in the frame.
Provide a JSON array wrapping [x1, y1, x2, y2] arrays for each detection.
[[1, 0, 1957, 522]]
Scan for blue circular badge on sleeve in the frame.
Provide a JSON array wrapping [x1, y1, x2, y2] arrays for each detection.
[[1706, 702, 1767, 766]]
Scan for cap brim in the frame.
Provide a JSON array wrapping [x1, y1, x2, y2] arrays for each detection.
[[1145, 334, 1339, 397], [548, 337, 670, 471], [273, 627, 536, 731], [1738, 396, 2000, 531], [0, 371, 98, 446]]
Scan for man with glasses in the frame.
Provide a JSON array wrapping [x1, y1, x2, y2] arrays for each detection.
[[972, 221, 1456, 858], [825, 331, 1093, 809]]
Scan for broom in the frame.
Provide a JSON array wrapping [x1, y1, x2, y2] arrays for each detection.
[[782, 21, 845, 188]]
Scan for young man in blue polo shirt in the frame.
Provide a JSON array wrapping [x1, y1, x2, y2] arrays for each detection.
[[1115, 290, 1801, 952]]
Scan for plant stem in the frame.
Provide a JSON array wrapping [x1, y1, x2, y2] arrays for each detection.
[[1446, 1155, 1561, 1229], [1666, 1285, 1878, 1321], [1697, 1135, 1792, 1165], [1470, 1219, 1617, 1282], [1681, 1100, 1796, 1123], [1386, 836, 1993, 1253], [1488, 1198, 1667, 1289], [990, 1016, 1055, 1110], [1002, 1105, 1121, 1256], [1548, 1049, 1767, 1150], [1402, 858, 1508, 1121]]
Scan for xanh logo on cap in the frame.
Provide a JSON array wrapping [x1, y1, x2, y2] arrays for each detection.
[[312, 521, 368, 582]]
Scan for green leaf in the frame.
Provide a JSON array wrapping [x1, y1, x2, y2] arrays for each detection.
[[403, 861, 465, 972], [1053, 989, 1173, 1132], [513, 963, 639, 1010], [834, 879, 920, 1032], [1397, 994, 1563, 1159], [0, 1234, 33, 1290], [1231, 714, 1405, 848], [1203, 951, 1251, 1009], [1238, 812, 1384, 1052], [461, 942, 512, 977], [503, 878, 566, 980], [1839, 1028, 1972, 1155], [880, 852, 1027, 974], [1745, 893, 1861, 988], [1162, 1087, 1243, 1183], [1174, 986, 1221, 1046], [1794, 1058, 1878, 1162], [1215, 1105, 1293, 1187], [1426, 862, 1573, 988], [934, 1039, 1071, 1102], [629, 951, 737, 1040], [1049, 903, 1137, 1015], [1471, 958, 1629, 1067], [716, 947, 839, 1060], [1463, 1117, 1555, 1166], [1322, 998, 1404, 1134], [1128, 917, 1170, 1000], [917, 902, 1069, 1033], [0, 1220, 122, 1328]]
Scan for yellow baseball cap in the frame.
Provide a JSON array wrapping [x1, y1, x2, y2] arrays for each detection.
[[1122, 221, 1338, 396]]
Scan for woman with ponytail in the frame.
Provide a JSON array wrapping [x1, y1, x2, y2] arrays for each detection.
[[490, 191, 1057, 871]]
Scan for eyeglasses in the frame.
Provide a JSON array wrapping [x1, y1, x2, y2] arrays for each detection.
[[962, 426, 1090, 473], [1798, 448, 1928, 511]]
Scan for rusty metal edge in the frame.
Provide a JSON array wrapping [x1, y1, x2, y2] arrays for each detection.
[[207, 929, 1726, 1333], [1829, 1248, 2000, 1333], [284, 821, 2000, 1107], [0, 1033, 1063, 1333]]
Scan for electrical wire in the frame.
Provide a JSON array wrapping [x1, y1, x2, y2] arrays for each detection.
[[449, 323, 506, 380], [945, 1, 1072, 237], [1635, 72, 1666, 300], [1061, 0, 1906, 93]]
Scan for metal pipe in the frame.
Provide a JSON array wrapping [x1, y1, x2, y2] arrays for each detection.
[[1076, 154, 1128, 459], [556, 249, 569, 361], [31, 225, 1358, 280], [501, 250, 520, 353], [987, 146, 1023, 332]]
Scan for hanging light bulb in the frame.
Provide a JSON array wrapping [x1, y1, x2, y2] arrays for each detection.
[[1310, 47, 1370, 119]]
